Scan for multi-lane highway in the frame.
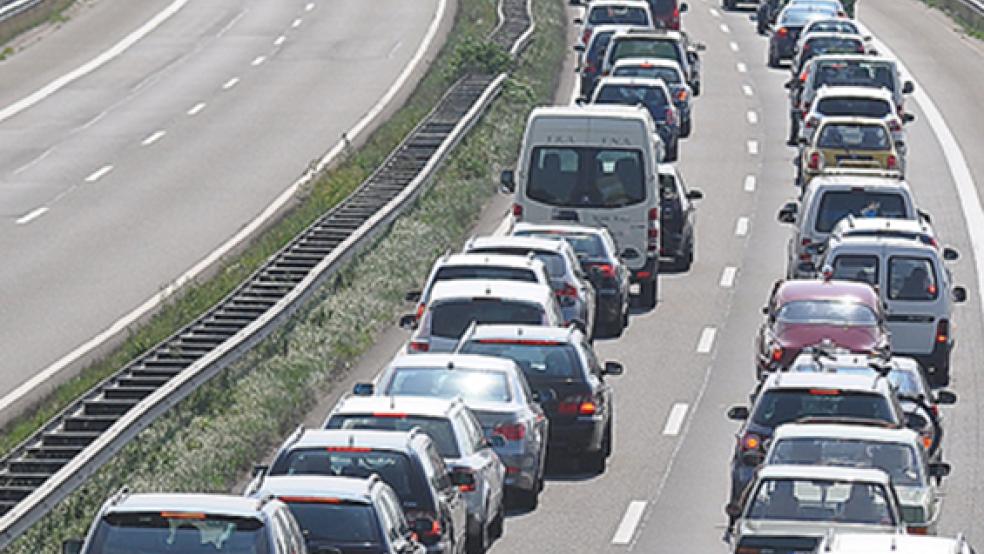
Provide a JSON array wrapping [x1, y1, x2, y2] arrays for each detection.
[[291, 0, 984, 550], [0, 0, 451, 413]]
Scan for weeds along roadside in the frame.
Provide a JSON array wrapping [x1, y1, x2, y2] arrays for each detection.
[[6, 0, 565, 550]]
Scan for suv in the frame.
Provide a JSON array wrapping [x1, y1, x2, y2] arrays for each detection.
[[590, 76, 681, 161], [777, 174, 923, 278], [324, 396, 505, 552], [246, 475, 426, 554], [816, 533, 977, 554], [259, 428, 468, 554], [456, 324, 624, 472], [601, 28, 703, 95], [63, 490, 307, 554]]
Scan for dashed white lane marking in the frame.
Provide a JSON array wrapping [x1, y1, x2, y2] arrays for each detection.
[[222, 77, 240, 89], [85, 165, 114, 183], [736, 62, 747, 73], [663, 403, 690, 436], [720, 266, 738, 288], [611, 501, 648, 545], [697, 326, 717, 353], [720, 23, 730, 33], [274, 35, 286, 46], [729, 41, 739, 52], [742, 84, 754, 96], [305, 2, 314, 10], [187, 102, 206, 115], [747, 140, 758, 155], [709, 7, 720, 17], [15, 207, 48, 225], [251, 56, 266, 66], [744, 175, 756, 192], [735, 216, 750, 236], [747, 110, 758, 124], [292, 18, 302, 28], [141, 130, 166, 146]]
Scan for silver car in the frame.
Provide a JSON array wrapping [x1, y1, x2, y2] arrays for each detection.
[[355, 353, 549, 510], [324, 395, 506, 551]]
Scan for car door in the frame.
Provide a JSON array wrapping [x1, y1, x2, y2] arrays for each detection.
[[659, 170, 682, 252], [425, 443, 468, 550], [459, 408, 503, 513], [675, 169, 696, 246]]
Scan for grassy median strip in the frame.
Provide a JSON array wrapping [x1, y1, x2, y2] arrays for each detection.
[[0, 0, 502, 456], [8, 0, 565, 550]]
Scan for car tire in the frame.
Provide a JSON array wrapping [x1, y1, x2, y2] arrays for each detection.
[[467, 516, 489, 554], [681, 117, 692, 138], [639, 277, 657, 309], [768, 49, 780, 69], [676, 241, 694, 272], [666, 139, 679, 162], [490, 505, 504, 539], [513, 482, 539, 511], [692, 81, 701, 97]]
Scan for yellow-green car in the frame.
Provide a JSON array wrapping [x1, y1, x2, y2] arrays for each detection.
[[798, 117, 902, 186]]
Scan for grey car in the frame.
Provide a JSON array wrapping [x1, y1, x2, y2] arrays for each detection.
[[325, 395, 506, 553], [355, 353, 549, 510]]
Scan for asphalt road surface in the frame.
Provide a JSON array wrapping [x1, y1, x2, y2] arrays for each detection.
[[291, 0, 984, 550], [0, 0, 452, 407]]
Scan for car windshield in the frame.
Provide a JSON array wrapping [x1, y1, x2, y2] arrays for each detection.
[[768, 438, 925, 487], [830, 255, 880, 287], [815, 191, 908, 233], [526, 146, 648, 208], [613, 64, 682, 84], [327, 415, 460, 458], [274, 449, 418, 499], [434, 266, 538, 285], [888, 257, 939, 301], [816, 97, 893, 118], [815, 61, 896, 90], [806, 20, 859, 34], [775, 300, 878, 326], [283, 502, 380, 544], [781, 8, 837, 27], [459, 341, 582, 382], [611, 38, 679, 63], [88, 512, 270, 554], [748, 478, 895, 525], [804, 37, 863, 57], [817, 124, 890, 150], [594, 84, 671, 122], [752, 389, 896, 428], [468, 247, 567, 278], [588, 6, 650, 25], [429, 299, 544, 338], [386, 368, 513, 403]]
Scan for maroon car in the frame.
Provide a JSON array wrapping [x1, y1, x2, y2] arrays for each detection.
[[647, 0, 688, 31], [755, 279, 890, 377]]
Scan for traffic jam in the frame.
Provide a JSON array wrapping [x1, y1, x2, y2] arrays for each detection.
[[62, 0, 976, 553]]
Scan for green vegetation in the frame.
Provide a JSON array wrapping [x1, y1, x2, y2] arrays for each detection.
[[7, 0, 566, 550]]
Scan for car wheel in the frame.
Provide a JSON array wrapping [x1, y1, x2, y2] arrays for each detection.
[[639, 277, 657, 309], [604, 413, 614, 457], [681, 117, 692, 138], [676, 240, 694, 272], [467, 516, 489, 554], [768, 48, 780, 69], [692, 81, 701, 97], [490, 504, 504, 539], [666, 139, 679, 162]]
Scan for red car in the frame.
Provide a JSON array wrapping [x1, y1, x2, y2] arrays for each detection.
[[647, 0, 688, 30], [755, 279, 890, 377]]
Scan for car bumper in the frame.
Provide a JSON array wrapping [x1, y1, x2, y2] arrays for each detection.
[[661, 231, 685, 257], [630, 256, 659, 282], [497, 451, 539, 492], [908, 341, 953, 386], [773, 39, 796, 59], [596, 290, 624, 322], [547, 416, 606, 453]]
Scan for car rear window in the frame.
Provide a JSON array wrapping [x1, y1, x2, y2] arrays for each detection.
[[816, 124, 890, 150], [816, 97, 892, 118], [815, 61, 896, 91], [804, 36, 864, 56], [284, 502, 380, 544], [459, 341, 583, 382], [814, 191, 908, 232], [830, 254, 880, 287], [776, 300, 878, 326], [327, 415, 460, 458], [649, 0, 677, 15], [751, 389, 896, 428], [888, 256, 939, 301], [781, 8, 836, 26], [274, 449, 420, 501], [435, 266, 538, 284], [90, 512, 269, 554], [748, 478, 894, 526], [767, 438, 924, 486], [588, 6, 650, 26], [430, 299, 544, 338], [596, 83, 670, 108], [806, 20, 859, 34], [612, 64, 682, 84], [526, 146, 648, 209], [611, 38, 679, 63], [386, 368, 512, 403], [469, 246, 567, 278], [513, 231, 608, 260]]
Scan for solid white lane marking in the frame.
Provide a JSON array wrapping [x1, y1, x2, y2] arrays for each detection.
[[15, 207, 48, 225], [720, 266, 738, 288], [696, 327, 717, 353], [292, 18, 302, 28], [742, 84, 754, 96], [736, 62, 747, 73], [709, 7, 720, 17], [744, 175, 756, 192], [729, 41, 739, 52], [494, 214, 513, 236], [305, 2, 314, 10], [747, 110, 758, 124], [720, 23, 730, 33], [274, 35, 286, 46], [735, 216, 750, 236], [187, 102, 206, 115], [141, 130, 166, 146], [0, 0, 190, 125], [251, 56, 266, 66], [85, 165, 114, 183], [747, 140, 758, 155], [611, 501, 647, 545], [222, 77, 240, 89], [663, 404, 689, 436]]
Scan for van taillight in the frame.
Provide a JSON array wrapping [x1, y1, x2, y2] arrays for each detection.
[[648, 208, 660, 252], [936, 320, 949, 344], [512, 203, 523, 219]]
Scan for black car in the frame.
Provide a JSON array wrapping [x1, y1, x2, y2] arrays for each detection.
[[576, 25, 621, 99], [260, 428, 469, 554], [658, 165, 702, 271], [511, 223, 631, 337], [456, 324, 624, 473], [767, 6, 837, 67]]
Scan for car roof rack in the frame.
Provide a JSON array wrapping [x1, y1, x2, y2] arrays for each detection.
[[108, 486, 130, 507]]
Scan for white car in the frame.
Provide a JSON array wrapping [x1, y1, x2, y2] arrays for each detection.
[[800, 86, 912, 151], [816, 533, 977, 554], [575, 0, 654, 47]]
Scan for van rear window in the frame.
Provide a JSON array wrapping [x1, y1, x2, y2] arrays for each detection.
[[888, 257, 939, 301], [588, 6, 650, 26], [526, 147, 646, 208], [814, 191, 907, 232]]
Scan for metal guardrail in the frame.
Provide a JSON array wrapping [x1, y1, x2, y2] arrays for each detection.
[[0, 0, 43, 22], [0, 0, 532, 547]]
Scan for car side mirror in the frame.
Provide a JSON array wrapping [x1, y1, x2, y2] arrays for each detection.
[[777, 202, 798, 224], [952, 286, 967, 303], [928, 462, 952, 479], [902, 113, 916, 124], [500, 170, 516, 193], [486, 435, 507, 448], [62, 539, 84, 554], [918, 209, 932, 224], [573, 44, 585, 53], [399, 314, 418, 330], [603, 361, 624, 376], [903, 81, 915, 94], [680, 2, 689, 12], [761, 306, 769, 315], [694, 42, 707, 52], [573, 17, 584, 24], [450, 468, 476, 488], [904, 412, 928, 431], [727, 406, 749, 421], [935, 390, 957, 405], [353, 382, 375, 396], [405, 291, 422, 303], [942, 247, 959, 261], [725, 502, 742, 519], [252, 464, 268, 477], [686, 189, 704, 200], [804, 242, 826, 256]]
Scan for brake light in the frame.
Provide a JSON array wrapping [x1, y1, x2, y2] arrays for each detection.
[[676, 89, 688, 102], [665, 107, 676, 126], [777, 27, 789, 37], [636, 270, 652, 279], [593, 263, 616, 278], [808, 151, 821, 170], [921, 434, 933, 450], [888, 119, 902, 133], [161, 512, 206, 520], [557, 283, 579, 298], [512, 203, 523, 219], [455, 469, 477, 493], [936, 320, 949, 344], [886, 154, 898, 170], [494, 422, 527, 441], [582, 29, 592, 45], [558, 397, 597, 416], [372, 412, 408, 418], [326, 446, 373, 452], [740, 433, 762, 452], [409, 340, 430, 353], [648, 208, 660, 252], [908, 526, 929, 535], [415, 303, 425, 319], [805, 116, 819, 128], [770, 345, 784, 362], [278, 496, 343, 504], [801, 238, 812, 246], [799, 70, 808, 83], [808, 388, 841, 395], [578, 401, 597, 415]]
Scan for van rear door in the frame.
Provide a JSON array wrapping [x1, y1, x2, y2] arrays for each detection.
[[882, 253, 944, 357]]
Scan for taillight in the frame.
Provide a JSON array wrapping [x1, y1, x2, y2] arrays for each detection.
[[557, 283, 578, 298], [801, 238, 812, 246], [456, 469, 476, 493], [593, 263, 616, 278], [647, 208, 660, 252], [665, 107, 676, 126], [512, 203, 523, 219], [921, 434, 933, 450], [936, 320, 949, 344], [888, 119, 902, 133], [582, 29, 592, 45], [805, 116, 819, 128], [558, 397, 597, 416], [908, 526, 929, 535], [887, 154, 898, 170], [494, 422, 527, 441], [676, 89, 688, 102], [407, 512, 442, 543], [415, 303, 425, 319], [777, 27, 789, 37], [799, 70, 808, 83], [770, 344, 784, 362], [808, 151, 821, 170], [409, 340, 430, 353], [740, 433, 762, 452]]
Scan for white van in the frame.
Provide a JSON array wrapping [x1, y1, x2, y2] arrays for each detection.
[[818, 235, 967, 387], [501, 105, 663, 307]]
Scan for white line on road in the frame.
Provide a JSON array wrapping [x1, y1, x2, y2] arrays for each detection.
[[697, 327, 717, 354], [709, 7, 720, 17], [720, 266, 738, 288], [292, 18, 303, 28], [141, 130, 166, 146], [274, 35, 286, 46], [747, 140, 758, 155], [0, 0, 191, 125], [735, 216, 750, 236], [663, 404, 690, 436], [736, 62, 748, 73], [251, 56, 266, 66], [747, 110, 758, 124], [742, 84, 754, 96], [720, 23, 730, 33], [187, 102, 206, 115], [15, 207, 48, 225], [85, 165, 114, 183], [729, 41, 739, 52], [13, 147, 53, 175], [222, 77, 240, 89], [744, 175, 756, 192], [611, 501, 647, 545], [305, 2, 314, 10]]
